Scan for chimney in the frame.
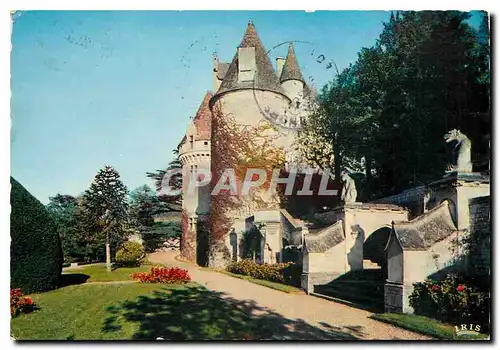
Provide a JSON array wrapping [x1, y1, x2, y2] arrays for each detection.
[[276, 57, 285, 78], [238, 47, 256, 82]]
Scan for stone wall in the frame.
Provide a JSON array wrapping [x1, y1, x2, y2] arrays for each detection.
[[301, 271, 339, 294], [469, 196, 490, 234], [467, 196, 490, 281], [372, 186, 427, 217], [454, 183, 490, 230]]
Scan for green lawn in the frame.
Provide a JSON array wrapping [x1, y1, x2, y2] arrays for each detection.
[[202, 268, 303, 294], [11, 282, 271, 340], [371, 313, 489, 340], [61, 264, 151, 283]]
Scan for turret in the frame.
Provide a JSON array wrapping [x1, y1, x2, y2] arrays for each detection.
[[178, 92, 212, 218], [213, 53, 229, 93], [209, 20, 290, 128], [279, 43, 306, 104]]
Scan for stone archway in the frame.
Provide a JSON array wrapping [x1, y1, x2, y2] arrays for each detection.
[[363, 226, 392, 280]]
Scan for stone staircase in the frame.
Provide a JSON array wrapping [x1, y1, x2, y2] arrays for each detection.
[[313, 269, 385, 312]]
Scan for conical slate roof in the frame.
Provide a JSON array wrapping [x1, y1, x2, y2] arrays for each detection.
[[193, 91, 213, 140], [214, 21, 286, 98], [280, 43, 305, 83]]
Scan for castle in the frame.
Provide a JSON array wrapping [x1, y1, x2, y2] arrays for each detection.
[[176, 21, 490, 314], [177, 21, 315, 266]]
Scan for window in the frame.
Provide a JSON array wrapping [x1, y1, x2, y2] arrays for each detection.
[[189, 135, 194, 148]]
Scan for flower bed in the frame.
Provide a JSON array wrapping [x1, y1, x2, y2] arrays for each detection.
[[409, 274, 489, 331], [11, 288, 36, 318], [131, 266, 191, 284], [226, 259, 302, 286]]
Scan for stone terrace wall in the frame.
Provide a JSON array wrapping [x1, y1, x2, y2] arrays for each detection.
[[372, 186, 427, 218], [467, 196, 490, 281], [469, 196, 490, 233]]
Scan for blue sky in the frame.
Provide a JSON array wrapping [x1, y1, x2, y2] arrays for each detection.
[[10, 10, 483, 204]]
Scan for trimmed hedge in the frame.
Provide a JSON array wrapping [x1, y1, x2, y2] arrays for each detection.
[[115, 241, 145, 267], [10, 177, 63, 293], [226, 259, 302, 287]]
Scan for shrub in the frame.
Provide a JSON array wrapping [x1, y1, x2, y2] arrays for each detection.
[[131, 266, 191, 284], [115, 241, 145, 267], [10, 177, 63, 294], [409, 274, 490, 330], [226, 259, 302, 286], [10, 288, 36, 318]]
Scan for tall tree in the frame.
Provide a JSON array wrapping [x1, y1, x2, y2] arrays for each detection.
[[300, 11, 490, 200], [47, 194, 82, 261], [128, 184, 181, 252], [146, 157, 183, 213], [83, 165, 129, 271]]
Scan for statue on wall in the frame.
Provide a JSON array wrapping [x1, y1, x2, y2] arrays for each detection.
[[340, 170, 357, 203], [444, 129, 472, 173]]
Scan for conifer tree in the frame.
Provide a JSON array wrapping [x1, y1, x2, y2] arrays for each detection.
[[83, 165, 129, 271]]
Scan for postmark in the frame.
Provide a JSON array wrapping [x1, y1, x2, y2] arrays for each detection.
[[252, 40, 339, 131]]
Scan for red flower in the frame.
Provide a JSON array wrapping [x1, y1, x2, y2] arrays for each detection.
[[10, 288, 22, 298], [431, 285, 439, 292], [131, 267, 191, 284], [457, 284, 465, 292], [10, 289, 36, 317]]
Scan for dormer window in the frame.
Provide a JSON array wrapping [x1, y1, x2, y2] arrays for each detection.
[[238, 47, 256, 82], [189, 135, 194, 148]]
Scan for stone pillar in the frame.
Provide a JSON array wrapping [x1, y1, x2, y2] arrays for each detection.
[[430, 173, 490, 231], [264, 222, 281, 263], [384, 282, 414, 313]]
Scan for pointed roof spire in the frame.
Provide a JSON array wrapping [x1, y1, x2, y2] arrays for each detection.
[[193, 91, 213, 140], [280, 42, 305, 83], [213, 21, 287, 99]]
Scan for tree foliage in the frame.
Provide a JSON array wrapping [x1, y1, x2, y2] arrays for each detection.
[[300, 11, 490, 199], [128, 184, 181, 253], [47, 194, 83, 262], [82, 165, 129, 263], [146, 158, 183, 213]]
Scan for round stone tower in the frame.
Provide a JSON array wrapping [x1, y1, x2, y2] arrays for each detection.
[[177, 92, 212, 262], [209, 21, 291, 129]]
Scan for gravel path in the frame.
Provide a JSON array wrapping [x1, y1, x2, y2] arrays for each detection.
[[148, 251, 432, 340]]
